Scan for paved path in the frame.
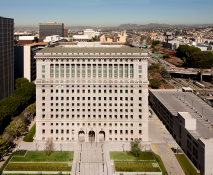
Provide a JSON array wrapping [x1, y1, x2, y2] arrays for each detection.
[[154, 144, 184, 175], [74, 142, 108, 175]]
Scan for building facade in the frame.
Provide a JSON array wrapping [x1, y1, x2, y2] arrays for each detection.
[[0, 16, 14, 100], [35, 47, 149, 143], [149, 89, 213, 175], [14, 43, 47, 82], [39, 22, 64, 39]]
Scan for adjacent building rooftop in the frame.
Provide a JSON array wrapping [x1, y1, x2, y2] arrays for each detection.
[[150, 89, 213, 139]]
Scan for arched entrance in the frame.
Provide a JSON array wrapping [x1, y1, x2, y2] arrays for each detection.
[[88, 130, 95, 142], [78, 130, 85, 142], [99, 131, 105, 142]]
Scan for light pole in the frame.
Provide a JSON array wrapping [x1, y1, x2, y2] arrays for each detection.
[[103, 163, 104, 172], [184, 95, 186, 103], [201, 107, 204, 118], [79, 163, 80, 172], [80, 153, 81, 161], [192, 100, 194, 109], [177, 90, 178, 98], [81, 144, 82, 152], [102, 153, 104, 161]]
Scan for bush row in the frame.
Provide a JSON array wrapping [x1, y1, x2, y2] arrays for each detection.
[[23, 124, 36, 142]]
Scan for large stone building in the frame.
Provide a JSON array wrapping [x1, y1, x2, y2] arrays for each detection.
[[39, 22, 64, 39], [149, 89, 213, 175], [0, 16, 14, 100], [100, 31, 126, 43], [34, 46, 149, 143]]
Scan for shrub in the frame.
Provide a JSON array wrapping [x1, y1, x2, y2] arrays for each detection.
[[23, 124, 36, 142]]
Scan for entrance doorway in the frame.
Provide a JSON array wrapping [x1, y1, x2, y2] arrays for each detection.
[[78, 131, 85, 142], [88, 130, 95, 142], [99, 131, 105, 142]]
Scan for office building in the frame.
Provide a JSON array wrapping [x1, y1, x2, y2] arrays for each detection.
[[149, 89, 213, 175], [0, 16, 14, 100], [64, 28, 68, 37], [39, 22, 64, 39], [14, 43, 47, 82], [34, 46, 149, 144], [100, 31, 126, 43]]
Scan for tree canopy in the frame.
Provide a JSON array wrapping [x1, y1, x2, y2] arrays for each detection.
[[0, 137, 10, 159], [0, 78, 35, 133], [6, 120, 25, 138]]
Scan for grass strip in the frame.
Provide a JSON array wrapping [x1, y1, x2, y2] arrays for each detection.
[[23, 124, 36, 142], [110, 151, 155, 160], [5, 163, 71, 171], [114, 161, 160, 172], [176, 154, 201, 175], [11, 151, 74, 162]]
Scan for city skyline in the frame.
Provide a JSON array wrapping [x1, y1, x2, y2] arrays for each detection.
[[1, 0, 213, 27]]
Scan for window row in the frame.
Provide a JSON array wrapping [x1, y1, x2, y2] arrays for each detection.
[[42, 97, 143, 101], [42, 114, 143, 119], [43, 103, 141, 107], [44, 89, 142, 94], [42, 129, 142, 134], [43, 122, 142, 126], [42, 108, 142, 113], [49, 64, 134, 79]]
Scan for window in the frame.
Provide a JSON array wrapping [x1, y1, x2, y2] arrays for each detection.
[[103, 64, 107, 78], [114, 64, 118, 78], [50, 64, 54, 77], [66, 64, 70, 77], [87, 64, 91, 77], [42, 65, 45, 73], [61, 64, 64, 77], [125, 64, 128, 78], [93, 64, 96, 77], [72, 64, 75, 77], [130, 64, 133, 78], [42, 129, 45, 134], [139, 65, 142, 73], [77, 64, 80, 77], [82, 64, 85, 77], [119, 64, 123, 78], [55, 64, 59, 78], [109, 64, 112, 78]]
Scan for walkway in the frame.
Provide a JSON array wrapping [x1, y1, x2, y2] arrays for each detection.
[[73, 142, 109, 175], [155, 143, 184, 175]]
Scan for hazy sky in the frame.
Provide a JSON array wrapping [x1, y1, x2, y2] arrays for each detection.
[[1, 0, 213, 27]]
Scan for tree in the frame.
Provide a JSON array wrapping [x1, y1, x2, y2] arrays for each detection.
[[15, 78, 29, 89], [45, 138, 55, 156], [6, 120, 25, 139], [149, 79, 162, 89], [0, 137, 10, 160], [131, 138, 141, 157], [25, 104, 36, 120]]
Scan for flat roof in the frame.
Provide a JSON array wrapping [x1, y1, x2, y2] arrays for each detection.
[[150, 89, 213, 139], [36, 47, 147, 54], [178, 112, 194, 120]]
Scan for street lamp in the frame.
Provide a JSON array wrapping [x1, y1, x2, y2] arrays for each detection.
[[192, 100, 194, 109], [201, 107, 204, 118]]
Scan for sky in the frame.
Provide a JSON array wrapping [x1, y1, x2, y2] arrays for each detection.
[[0, 0, 213, 27]]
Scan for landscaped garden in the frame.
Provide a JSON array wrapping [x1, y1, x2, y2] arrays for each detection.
[[2, 150, 74, 173], [110, 139, 167, 174]]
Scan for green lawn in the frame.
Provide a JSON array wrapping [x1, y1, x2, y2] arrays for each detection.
[[114, 161, 160, 172], [23, 124, 36, 142], [176, 154, 201, 175], [5, 163, 71, 171], [110, 151, 155, 160], [11, 151, 74, 162]]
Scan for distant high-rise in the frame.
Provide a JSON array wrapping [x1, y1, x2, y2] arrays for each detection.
[[0, 16, 14, 100], [39, 22, 64, 39]]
